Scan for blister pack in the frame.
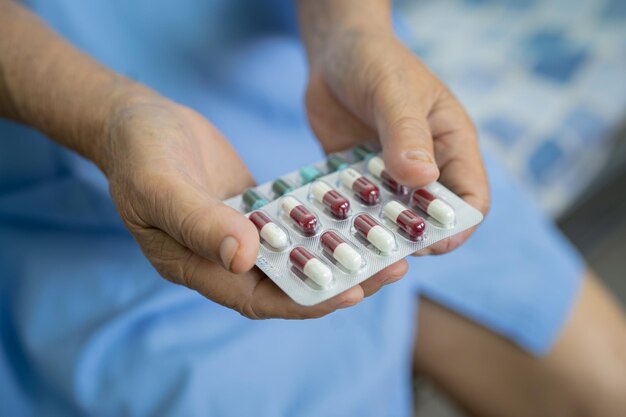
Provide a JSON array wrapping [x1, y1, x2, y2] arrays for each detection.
[[224, 145, 484, 306]]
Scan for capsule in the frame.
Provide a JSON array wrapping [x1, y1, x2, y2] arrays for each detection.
[[353, 145, 376, 161], [367, 156, 409, 195], [290, 247, 333, 287], [243, 188, 269, 211], [272, 178, 294, 197], [321, 231, 362, 272], [248, 211, 289, 249], [412, 189, 455, 226], [311, 181, 350, 219], [327, 154, 349, 172], [353, 213, 395, 253], [383, 201, 426, 240], [281, 196, 318, 235], [339, 168, 380, 205], [300, 165, 323, 184]]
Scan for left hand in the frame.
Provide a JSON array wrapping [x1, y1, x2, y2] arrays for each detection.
[[303, 30, 490, 254]]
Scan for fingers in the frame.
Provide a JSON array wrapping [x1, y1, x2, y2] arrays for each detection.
[[145, 177, 260, 274], [372, 67, 440, 188], [428, 92, 490, 217], [416, 91, 489, 254], [138, 223, 407, 319], [359, 259, 409, 297], [243, 278, 365, 320]]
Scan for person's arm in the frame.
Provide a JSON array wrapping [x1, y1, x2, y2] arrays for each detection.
[[0, 0, 407, 317], [0, 0, 153, 173], [296, 0, 490, 253]]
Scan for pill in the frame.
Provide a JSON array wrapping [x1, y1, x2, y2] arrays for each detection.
[[281, 196, 319, 235], [321, 231, 362, 272], [383, 201, 426, 240], [353, 145, 375, 161], [353, 213, 395, 252], [311, 181, 350, 219], [248, 211, 289, 249], [327, 154, 349, 172], [243, 188, 269, 211], [367, 156, 409, 195], [272, 178, 293, 197], [412, 189, 455, 226], [290, 246, 333, 287], [339, 168, 380, 205], [300, 165, 323, 184]]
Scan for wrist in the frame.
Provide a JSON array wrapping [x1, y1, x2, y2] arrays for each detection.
[[94, 80, 165, 177], [296, 0, 393, 65]]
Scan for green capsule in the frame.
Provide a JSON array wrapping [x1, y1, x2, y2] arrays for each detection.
[[299, 165, 323, 184], [242, 188, 269, 211], [272, 178, 294, 197], [326, 154, 349, 172], [353, 145, 375, 161]]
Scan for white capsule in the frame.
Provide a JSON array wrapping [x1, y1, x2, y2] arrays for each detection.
[[311, 181, 332, 203], [383, 200, 406, 223], [367, 156, 385, 178], [338, 168, 360, 189], [303, 258, 333, 287], [367, 225, 396, 253], [428, 199, 455, 225], [413, 189, 456, 226], [333, 243, 362, 272], [281, 195, 301, 213], [259, 223, 288, 250]]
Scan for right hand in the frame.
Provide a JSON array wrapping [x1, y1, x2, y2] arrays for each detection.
[[101, 94, 408, 319]]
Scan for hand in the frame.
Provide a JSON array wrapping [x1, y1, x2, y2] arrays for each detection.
[[304, 31, 490, 254], [101, 95, 408, 318]]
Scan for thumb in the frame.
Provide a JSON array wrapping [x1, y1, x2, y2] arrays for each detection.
[[152, 182, 260, 274], [373, 77, 440, 188]]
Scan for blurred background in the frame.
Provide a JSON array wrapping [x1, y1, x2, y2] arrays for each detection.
[[398, 0, 626, 415]]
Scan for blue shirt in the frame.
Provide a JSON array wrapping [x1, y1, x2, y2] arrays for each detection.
[[0, 1, 582, 416]]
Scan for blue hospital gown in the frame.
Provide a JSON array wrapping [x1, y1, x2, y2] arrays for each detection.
[[0, 1, 583, 416]]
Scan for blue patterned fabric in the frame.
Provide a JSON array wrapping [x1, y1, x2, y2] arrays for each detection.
[[402, 0, 626, 215], [1, 1, 585, 416]]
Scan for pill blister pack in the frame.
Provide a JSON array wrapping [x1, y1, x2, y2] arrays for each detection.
[[224, 146, 484, 306]]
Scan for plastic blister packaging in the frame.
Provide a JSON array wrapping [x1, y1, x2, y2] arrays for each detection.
[[224, 146, 483, 306]]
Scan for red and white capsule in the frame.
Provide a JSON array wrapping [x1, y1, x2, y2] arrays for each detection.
[[311, 181, 350, 219], [367, 156, 409, 195], [248, 211, 289, 250], [339, 168, 380, 205], [412, 189, 455, 226], [353, 213, 395, 253], [290, 247, 333, 287], [321, 231, 362, 272], [281, 196, 319, 235], [383, 201, 426, 240]]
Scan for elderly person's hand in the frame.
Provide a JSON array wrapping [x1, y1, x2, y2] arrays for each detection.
[[0, 2, 409, 318], [100, 95, 408, 318], [298, 0, 490, 254]]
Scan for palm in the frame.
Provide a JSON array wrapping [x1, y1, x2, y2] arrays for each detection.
[[304, 35, 488, 254], [305, 73, 375, 154], [105, 100, 405, 318]]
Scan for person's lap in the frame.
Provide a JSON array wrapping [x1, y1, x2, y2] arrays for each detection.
[[0, 179, 417, 417], [415, 273, 626, 417], [0, 146, 602, 417]]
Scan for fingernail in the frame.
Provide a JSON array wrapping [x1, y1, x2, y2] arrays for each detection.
[[404, 150, 432, 164], [219, 236, 239, 271]]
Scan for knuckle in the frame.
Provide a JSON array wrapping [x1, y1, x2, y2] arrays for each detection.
[[388, 115, 431, 141], [238, 300, 266, 320], [177, 251, 201, 289], [178, 205, 213, 251]]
